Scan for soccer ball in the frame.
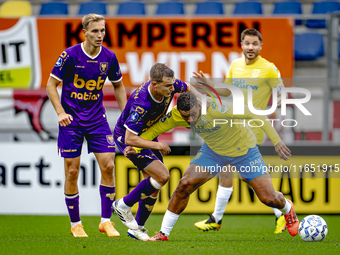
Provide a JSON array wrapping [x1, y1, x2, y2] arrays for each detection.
[[298, 215, 328, 242]]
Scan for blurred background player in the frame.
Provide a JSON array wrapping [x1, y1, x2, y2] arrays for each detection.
[[140, 92, 298, 241], [193, 28, 286, 234], [46, 14, 127, 237], [112, 63, 200, 240]]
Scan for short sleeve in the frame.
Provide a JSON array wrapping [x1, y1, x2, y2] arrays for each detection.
[[108, 53, 122, 83], [50, 50, 73, 81], [173, 79, 188, 93], [123, 104, 148, 135], [268, 64, 284, 89]]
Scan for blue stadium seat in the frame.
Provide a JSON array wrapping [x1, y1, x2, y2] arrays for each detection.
[[117, 1, 146, 15], [306, 1, 340, 28], [295, 33, 324, 60], [273, 1, 303, 25], [156, 1, 185, 15], [195, 1, 224, 15], [78, 2, 107, 15], [39, 2, 68, 15], [233, 1, 262, 15]]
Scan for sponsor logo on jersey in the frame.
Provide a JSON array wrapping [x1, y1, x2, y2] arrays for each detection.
[[135, 106, 145, 114], [55, 57, 62, 67], [100, 62, 108, 73], [219, 104, 229, 114], [130, 112, 140, 122], [252, 69, 260, 77], [116, 68, 122, 77], [200, 115, 209, 124]]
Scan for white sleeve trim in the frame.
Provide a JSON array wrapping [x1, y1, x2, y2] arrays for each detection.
[[124, 124, 139, 135], [110, 76, 123, 83], [50, 73, 62, 82]]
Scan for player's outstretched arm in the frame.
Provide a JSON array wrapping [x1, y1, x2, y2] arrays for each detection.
[[112, 80, 127, 112], [275, 140, 291, 161], [46, 76, 73, 127], [193, 70, 231, 97]]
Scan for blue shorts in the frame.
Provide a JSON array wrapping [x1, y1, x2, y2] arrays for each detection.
[[114, 135, 163, 171], [191, 143, 267, 181], [58, 119, 115, 158]]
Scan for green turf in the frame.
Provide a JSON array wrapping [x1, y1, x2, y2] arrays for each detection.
[[0, 215, 339, 255]]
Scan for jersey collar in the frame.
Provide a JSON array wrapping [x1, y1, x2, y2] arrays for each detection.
[[244, 55, 262, 66], [81, 42, 102, 59]]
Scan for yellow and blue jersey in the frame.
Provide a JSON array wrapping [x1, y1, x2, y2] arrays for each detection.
[[225, 56, 284, 144], [137, 100, 281, 157]]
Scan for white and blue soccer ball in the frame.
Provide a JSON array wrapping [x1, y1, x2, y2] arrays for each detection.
[[298, 215, 328, 242]]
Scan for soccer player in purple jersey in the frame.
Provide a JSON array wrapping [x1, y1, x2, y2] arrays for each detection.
[[112, 63, 198, 240], [46, 14, 127, 238]]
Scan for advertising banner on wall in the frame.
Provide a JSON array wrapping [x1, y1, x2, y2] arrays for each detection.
[[0, 17, 293, 89], [0, 17, 41, 88], [1, 144, 339, 215]]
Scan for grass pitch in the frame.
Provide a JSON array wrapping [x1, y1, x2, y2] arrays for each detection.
[[0, 214, 339, 255]]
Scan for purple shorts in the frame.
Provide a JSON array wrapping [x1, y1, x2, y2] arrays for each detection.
[[114, 135, 163, 171], [58, 119, 115, 158]]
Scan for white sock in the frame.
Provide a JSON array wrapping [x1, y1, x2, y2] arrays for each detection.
[[71, 221, 81, 227], [160, 210, 179, 237], [271, 207, 283, 218], [212, 186, 233, 222], [101, 218, 110, 224], [150, 177, 163, 189], [279, 199, 292, 215], [118, 198, 131, 210]]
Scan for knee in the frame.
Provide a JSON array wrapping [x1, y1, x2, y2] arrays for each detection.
[[157, 172, 169, 186], [177, 177, 194, 196], [65, 167, 79, 181], [260, 194, 277, 207], [102, 161, 115, 175]]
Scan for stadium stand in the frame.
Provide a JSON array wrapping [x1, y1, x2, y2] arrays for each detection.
[[78, 1, 107, 15], [233, 1, 263, 15], [273, 1, 303, 25], [0, 0, 31, 17], [156, 1, 185, 15], [294, 33, 325, 60], [305, 1, 340, 28], [117, 1, 146, 15], [195, 1, 224, 15], [39, 2, 68, 15]]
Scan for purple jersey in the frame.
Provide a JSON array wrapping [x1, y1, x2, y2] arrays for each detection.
[[114, 79, 187, 141], [51, 43, 122, 127]]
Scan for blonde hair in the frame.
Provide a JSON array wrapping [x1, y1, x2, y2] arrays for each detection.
[[82, 14, 105, 30]]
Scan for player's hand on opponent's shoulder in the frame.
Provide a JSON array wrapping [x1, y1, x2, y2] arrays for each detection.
[[124, 146, 136, 157], [157, 142, 171, 156], [58, 112, 73, 127], [275, 140, 291, 161]]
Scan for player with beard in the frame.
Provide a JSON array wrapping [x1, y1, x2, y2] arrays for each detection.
[[127, 92, 299, 241], [193, 28, 287, 234]]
